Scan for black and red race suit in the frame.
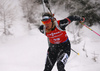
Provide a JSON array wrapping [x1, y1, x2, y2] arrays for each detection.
[[39, 16, 83, 71]]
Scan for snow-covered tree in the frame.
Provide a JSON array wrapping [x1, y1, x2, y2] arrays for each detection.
[[49, 0, 100, 26], [20, 0, 42, 30], [0, 0, 17, 35]]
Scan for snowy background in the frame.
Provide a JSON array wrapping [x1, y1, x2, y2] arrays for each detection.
[[0, 0, 100, 71]]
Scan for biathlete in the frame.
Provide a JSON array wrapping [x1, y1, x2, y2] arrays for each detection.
[[39, 12, 85, 71]]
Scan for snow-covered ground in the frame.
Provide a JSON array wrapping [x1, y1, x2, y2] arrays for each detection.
[[0, 26, 100, 71]]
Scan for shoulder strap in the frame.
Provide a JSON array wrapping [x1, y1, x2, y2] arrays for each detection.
[[43, 25, 50, 44]]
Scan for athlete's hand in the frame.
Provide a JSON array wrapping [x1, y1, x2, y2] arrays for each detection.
[[80, 17, 85, 23]]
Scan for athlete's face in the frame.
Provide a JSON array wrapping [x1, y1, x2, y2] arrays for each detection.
[[45, 22, 52, 30], [41, 17, 53, 30]]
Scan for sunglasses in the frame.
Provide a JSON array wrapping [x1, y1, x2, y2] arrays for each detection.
[[41, 19, 51, 25]]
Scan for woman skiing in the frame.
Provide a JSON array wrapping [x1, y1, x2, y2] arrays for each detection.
[[39, 12, 85, 71]]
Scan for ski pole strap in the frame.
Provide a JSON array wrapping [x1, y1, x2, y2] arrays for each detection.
[[81, 22, 100, 36]]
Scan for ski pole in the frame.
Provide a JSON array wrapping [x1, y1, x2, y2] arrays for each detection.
[[81, 22, 100, 37], [47, 55, 53, 66], [71, 48, 80, 55], [44, 0, 53, 15], [42, 0, 53, 66]]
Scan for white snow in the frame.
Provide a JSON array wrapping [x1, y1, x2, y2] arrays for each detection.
[[0, 25, 100, 71], [0, 28, 48, 71]]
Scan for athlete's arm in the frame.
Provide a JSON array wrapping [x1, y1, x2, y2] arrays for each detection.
[[58, 16, 84, 30], [39, 25, 44, 34]]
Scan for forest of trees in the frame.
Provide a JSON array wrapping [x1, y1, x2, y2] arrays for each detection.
[[0, 0, 100, 36], [50, 0, 100, 26], [20, 0, 100, 26], [0, 0, 17, 35]]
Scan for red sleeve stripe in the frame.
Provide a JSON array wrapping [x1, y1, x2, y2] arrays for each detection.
[[57, 20, 60, 25], [66, 18, 71, 24]]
